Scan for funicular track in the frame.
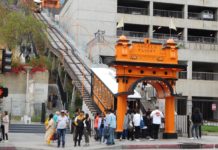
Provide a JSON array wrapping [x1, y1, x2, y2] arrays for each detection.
[[34, 13, 100, 115]]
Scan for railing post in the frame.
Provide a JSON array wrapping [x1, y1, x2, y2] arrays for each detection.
[[187, 115, 190, 138]]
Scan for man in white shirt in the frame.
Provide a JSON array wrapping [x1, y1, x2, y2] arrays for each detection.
[[57, 110, 69, 148], [150, 106, 164, 140], [133, 110, 141, 141]]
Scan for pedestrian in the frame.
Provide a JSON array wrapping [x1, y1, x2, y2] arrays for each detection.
[[133, 110, 141, 141], [74, 111, 85, 147], [0, 112, 5, 142], [94, 112, 99, 141], [146, 108, 152, 139], [190, 108, 203, 139], [53, 111, 60, 126], [106, 110, 116, 145], [45, 113, 55, 144], [48, 94, 53, 109], [127, 110, 134, 141], [150, 106, 164, 140], [52, 94, 58, 108], [141, 112, 149, 138], [2, 111, 9, 142], [83, 113, 91, 146], [122, 112, 129, 140], [57, 110, 69, 148], [98, 114, 106, 143]]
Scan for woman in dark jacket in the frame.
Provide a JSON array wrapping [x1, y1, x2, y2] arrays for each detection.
[[191, 108, 203, 139], [74, 111, 85, 147]]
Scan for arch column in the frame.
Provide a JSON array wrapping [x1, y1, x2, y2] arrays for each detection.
[[163, 96, 178, 139], [116, 95, 127, 132]]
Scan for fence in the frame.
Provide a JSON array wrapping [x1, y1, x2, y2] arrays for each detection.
[[153, 9, 183, 18], [188, 36, 217, 44], [117, 30, 148, 38], [153, 33, 183, 41], [188, 12, 216, 21], [175, 115, 189, 137], [117, 6, 149, 15]]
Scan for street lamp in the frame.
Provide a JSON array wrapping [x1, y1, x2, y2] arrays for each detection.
[[23, 65, 32, 124]]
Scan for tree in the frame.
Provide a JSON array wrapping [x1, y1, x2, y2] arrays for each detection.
[[0, 4, 48, 54]]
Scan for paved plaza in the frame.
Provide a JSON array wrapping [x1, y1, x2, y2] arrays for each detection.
[[0, 133, 218, 149]]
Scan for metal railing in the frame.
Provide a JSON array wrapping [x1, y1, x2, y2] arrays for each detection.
[[179, 71, 218, 81], [153, 33, 183, 41], [184, 42, 218, 51], [192, 71, 218, 81], [188, 12, 216, 21], [188, 36, 217, 44], [117, 30, 148, 38], [178, 71, 187, 79], [175, 115, 188, 136], [117, 6, 149, 15], [153, 9, 183, 18]]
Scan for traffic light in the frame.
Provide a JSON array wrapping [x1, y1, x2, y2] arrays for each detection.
[[2, 49, 12, 73], [0, 87, 8, 98]]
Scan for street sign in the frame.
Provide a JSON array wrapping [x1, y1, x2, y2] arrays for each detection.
[[212, 103, 216, 111]]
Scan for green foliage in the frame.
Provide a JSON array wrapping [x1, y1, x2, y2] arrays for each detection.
[[31, 115, 41, 122], [202, 125, 218, 132], [75, 92, 83, 109], [0, 3, 48, 52], [28, 56, 52, 70]]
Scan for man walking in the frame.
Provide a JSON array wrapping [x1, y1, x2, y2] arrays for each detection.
[[133, 110, 141, 141], [106, 110, 116, 145], [57, 110, 69, 148], [150, 106, 164, 140]]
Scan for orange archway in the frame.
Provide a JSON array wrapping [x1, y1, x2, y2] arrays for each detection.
[[110, 36, 186, 139]]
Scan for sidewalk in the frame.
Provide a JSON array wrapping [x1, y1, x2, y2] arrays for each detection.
[[1, 133, 218, 150]]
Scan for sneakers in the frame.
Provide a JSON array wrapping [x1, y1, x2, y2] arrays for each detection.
[[135, 139, 140, 142], [149, 138, 154, 141], [189, 137, 194, 140]]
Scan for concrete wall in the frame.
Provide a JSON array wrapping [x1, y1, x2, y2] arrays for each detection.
[[59, 0, 117, 55], [0, 71, 49, 116], [176, 79, 218, 97]]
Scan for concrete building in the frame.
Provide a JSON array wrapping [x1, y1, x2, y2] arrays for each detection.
[[56, 0, 218, 120]]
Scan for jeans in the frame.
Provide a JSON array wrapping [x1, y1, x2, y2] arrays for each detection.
[[57, 129, 66, 147], [84, 127, 90, 144], [107, 127, 115, 145], [135, 126, 140, 139], [127, 128, 134, 140], [122, 129, 128, 139], [94, 127, 99, 140], [99, 127, 105, 142], [151, 124, 160, 139], [191, 124, 200, 138], [74, 127, 84, 146], [1, 125, 5, 140]]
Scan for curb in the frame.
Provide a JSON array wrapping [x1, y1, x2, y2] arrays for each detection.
[[122, 143, 218, 149]]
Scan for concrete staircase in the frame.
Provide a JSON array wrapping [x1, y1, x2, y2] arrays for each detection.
[[9, 124, 71, 133], [9, 124, 45, 133], [36, 13, 102, 118]]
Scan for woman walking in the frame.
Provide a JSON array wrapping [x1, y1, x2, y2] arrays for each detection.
[[2, 111, 9, 141], [83, 113, 91, 146], [98, 114, 106, 143], [44, 113, 55, 144], [94, 113, 99, 140], [191, 108, 203, 139], [74, 111, 85, 147]]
